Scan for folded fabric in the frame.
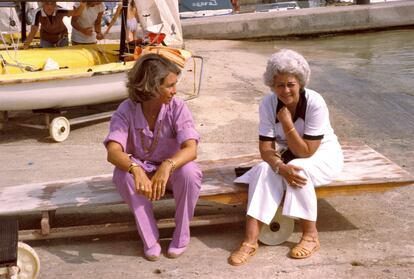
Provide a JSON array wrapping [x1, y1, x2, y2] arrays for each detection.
[[140, 46, 186, 68]]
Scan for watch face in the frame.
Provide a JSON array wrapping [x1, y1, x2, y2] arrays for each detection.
[[274, 163, 280, 174], [128, 162, 139, 173]]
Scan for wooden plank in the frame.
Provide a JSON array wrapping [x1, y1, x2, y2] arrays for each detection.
[[316, 181, 414, 198], [0, 155, 260, 215], [201, 181, 414, 205], [40, 211, 50, 235], [18, 213, 245, 241], [199, 192, 248, 205], [0, 143, 413, 215], [329, 144, 412, 186], [0, 174, 120, 215]]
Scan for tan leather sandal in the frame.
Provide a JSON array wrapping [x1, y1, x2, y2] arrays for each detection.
[[228, 242, 259, 266], [290, 235, 320, 259]]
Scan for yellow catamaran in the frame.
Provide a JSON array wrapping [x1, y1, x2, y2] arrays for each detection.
[[0, 0, 201, 142]]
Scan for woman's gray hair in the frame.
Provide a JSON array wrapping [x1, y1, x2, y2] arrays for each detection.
[[127, 53, 181, 103], [263, 49, 311, 89]]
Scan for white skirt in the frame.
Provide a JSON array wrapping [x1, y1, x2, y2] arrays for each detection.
[[235, 143, 343, 224]]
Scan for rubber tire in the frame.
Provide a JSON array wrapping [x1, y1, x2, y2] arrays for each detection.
[[49, 116, 70, 142]]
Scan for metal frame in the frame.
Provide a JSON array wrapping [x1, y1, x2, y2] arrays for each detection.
[[0, 217, 18, 279], [0, 105, 116, 142]]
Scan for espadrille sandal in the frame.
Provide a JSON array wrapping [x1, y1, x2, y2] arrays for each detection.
[[228, 242, 258, 266], [290, 235, 320, 259]]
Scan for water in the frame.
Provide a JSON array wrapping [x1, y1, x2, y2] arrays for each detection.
[[252, 29, 414, 94], [246, 29, 414, 141], [210, 28, 413, 158]]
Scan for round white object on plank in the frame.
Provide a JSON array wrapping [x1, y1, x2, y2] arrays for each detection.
[[259, 207, 294, 246], [16, 242, 40, 279], [49, 116, 70, 142]]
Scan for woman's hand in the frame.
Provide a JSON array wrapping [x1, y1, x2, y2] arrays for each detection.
[[279, 164, 307, 188], [96, 32, 104, 40], [277, 106, 293, 125], [150, 162, 172, 201], [106, 141, 155, 199], [82, 27, 93, 36], [131, 167, 153, 199]]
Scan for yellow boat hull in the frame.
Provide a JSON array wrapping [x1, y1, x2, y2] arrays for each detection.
[[0, 44, 192, 111], [0, 44, 134, 110], [0, 44, 122, 75]]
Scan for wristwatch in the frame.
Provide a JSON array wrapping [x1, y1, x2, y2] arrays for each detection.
[[274, 162, 281, 174], [127, 162, 139, 174]]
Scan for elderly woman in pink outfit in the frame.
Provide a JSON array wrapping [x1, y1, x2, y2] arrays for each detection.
[[104, 53, 202, 261]]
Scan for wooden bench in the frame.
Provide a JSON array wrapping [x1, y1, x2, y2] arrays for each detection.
[[0, 142, 413, 242]]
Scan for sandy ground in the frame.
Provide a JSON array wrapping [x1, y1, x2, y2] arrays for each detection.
[[0, 38, 413, 278]]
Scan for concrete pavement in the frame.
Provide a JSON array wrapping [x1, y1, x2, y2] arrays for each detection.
[[1, 36, 413, 278]]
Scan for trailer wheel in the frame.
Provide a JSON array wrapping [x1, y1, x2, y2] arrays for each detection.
[[49, 116, 70, 142], [13, 242, 40, 279], [258, 207, 294, 246]]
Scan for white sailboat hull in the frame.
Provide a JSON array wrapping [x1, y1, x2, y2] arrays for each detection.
[[0, 72, 128, 111]]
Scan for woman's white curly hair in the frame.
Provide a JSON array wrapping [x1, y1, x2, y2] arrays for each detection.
[[263, 49, 311, 89]]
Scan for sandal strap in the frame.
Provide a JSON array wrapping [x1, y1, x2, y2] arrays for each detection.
[[292, 245, 311, 254], [241, 242, 258, 250], [301, 235, 319, 243]]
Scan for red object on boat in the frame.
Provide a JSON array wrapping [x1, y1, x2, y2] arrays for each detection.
[[148, 32, 166, 44]]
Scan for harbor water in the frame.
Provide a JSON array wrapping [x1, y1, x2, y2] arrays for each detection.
[[232, 29, 414, 147]]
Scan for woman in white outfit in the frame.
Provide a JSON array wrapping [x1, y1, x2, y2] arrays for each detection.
[[228, 49, 344, 266], [71, 1, 105, 44]]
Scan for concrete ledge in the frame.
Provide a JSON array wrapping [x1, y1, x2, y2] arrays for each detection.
[[182, 1, 414, 39]]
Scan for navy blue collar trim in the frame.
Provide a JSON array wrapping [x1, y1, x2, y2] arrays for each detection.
[[275, 89, 307, 123]]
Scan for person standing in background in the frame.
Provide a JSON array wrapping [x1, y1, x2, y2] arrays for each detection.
[[71, 1, 105, 45], [103, 0, 141, 43], [23, 1, 86, 49], [231, 0, 240, 13]]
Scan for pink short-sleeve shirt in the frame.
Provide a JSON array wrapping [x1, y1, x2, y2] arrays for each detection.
[[104, 98, 200, 172]]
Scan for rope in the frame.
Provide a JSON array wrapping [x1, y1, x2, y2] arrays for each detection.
[[192, 56, 197, 97], [0, 7, 39, 73]]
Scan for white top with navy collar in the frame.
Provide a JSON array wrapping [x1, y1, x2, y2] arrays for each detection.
[[258, 88, 339, 152]]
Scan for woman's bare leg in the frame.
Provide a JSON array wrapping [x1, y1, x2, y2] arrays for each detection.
[[302, 219, 318, 236], [295, 219, 319, 253], [127, 31, 134, 42], [240, 215, 262, 253]]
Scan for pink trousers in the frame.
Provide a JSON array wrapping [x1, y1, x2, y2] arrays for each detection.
[[113, 161, 202, 250]]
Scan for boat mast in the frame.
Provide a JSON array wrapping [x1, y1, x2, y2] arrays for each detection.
[[21, 1, 27, 42], [119, 0, 128, 61]]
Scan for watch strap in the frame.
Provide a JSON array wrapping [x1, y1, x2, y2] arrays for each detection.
[[128, 162, 139, 174]]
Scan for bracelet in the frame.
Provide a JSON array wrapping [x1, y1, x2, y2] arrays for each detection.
[[127, 162, 139, 174], [273, 160, 282, 174], [286, 127, 295, 136], [274, 151, 282, 159], [164, 159, 176, 173]]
